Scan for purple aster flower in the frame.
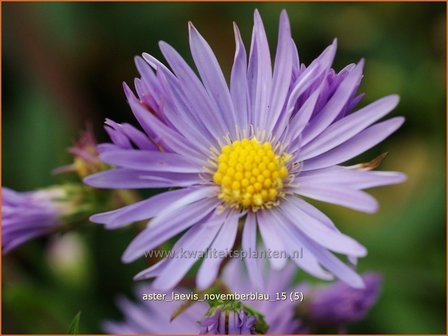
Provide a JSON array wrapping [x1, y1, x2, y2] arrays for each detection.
[[199, 309, 223, 334], [85, 10, 406, 290], [103, 288, 208, 334], [199, 309, 257, 334], [104, 260, 382, 334], [305, 272, 382, 328], [103, 260, 298, 334], [2, 187, 71, 253], [220, 258, 301, 334]]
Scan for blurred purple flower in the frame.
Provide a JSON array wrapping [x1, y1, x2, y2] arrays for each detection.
[[2, 187, 68, 253], [103, 288, 208, 334], [104, 261, 382, 334], [306, 272, 382, 328], [103, 260, 300, 334], [85, 9, 405, 290], [199, 309, 256, 334], [199, 309, 223, 334]]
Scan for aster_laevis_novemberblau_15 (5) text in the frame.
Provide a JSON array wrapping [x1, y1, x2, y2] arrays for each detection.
[[104, 260, 383, 334], [84, 9, 406, 291]]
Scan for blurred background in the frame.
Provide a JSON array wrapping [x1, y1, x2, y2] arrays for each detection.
[[2, 2, 446, 334]]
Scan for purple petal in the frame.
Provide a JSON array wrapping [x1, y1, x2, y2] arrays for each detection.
[[3, 229, 49, 253], [141, 52, 175, 78], [152, 216, 225, 290], [99, 149, 203, 173], [219, 311, 226, 334], [241, 212, 264, 289], [228, 311, 237, 334], [134, 77, 160, 115], [123, 199, 217, 263], [303, 240, 365, 289], [291, 38, 300, 79], [309, 272, 382, 325], [122, 189, 219, 262], [275, 209, 364, 288], [145, 186, 217, 228], [148, 69, 214, 154], [97, 143, 120, 154], [133, 258, 170, 280], [84, 168, 201, 189], [154, 43, 225, 141], [230, 23, 250, 132], [2, 187, 22, 204], [150, 54, 219, 150], [90, 188, 195, 228], [266, 10, 293, 135], [134, 56, 162, 106], [300, 95, 400, 160], [105, 119, 132, 149], [248, 10, 272, 131], [124, 84, 205, 162], [188, 22, 237, 138], [196, 211, 240, 289], [281, 197, 367, 256], [301, 60, 364, 146], [295, 184, 379, 213], [286, 197, 337, 230], [297, 166, 407, 190], [285, 40, 337, 117], [269, 209, 334, 280], [256, 210, 287, 270], [120, 123, 158, 150], [285, 87, 321, 154], [302, 117, 405, 171], [274, 40, 337, 140]]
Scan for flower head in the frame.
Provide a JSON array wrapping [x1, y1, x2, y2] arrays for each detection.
[[85, 10, 406, 290], [305, 272, 382, 328], [199, 308, 257, 334], [2, 186, 74, 253], [103, 260, 382, 334], [54, 128, 106, 178], [103, 260, 298, 334], [103, 288, 207, 334]]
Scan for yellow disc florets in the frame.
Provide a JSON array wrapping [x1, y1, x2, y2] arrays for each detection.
[[212, 137, 291, 211]]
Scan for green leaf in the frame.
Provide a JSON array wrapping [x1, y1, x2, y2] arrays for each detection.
[[67, 311, 81, 334]]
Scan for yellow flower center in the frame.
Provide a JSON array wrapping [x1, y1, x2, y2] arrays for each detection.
[[213, 138, 290, 211]]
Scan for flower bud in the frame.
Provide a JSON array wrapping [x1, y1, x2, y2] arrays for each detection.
[[2, 184, 89, 253]]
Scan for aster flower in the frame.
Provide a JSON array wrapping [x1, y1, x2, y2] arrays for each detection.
[[103, 288, 208, 334], [199, 308, 257, 334], [303, 272, 382, 330], [2, 128, 144, 255], [103, 260, 382, 334], [53, 128, 107, 178], [219, 258, 302, 334], [103, 261, 299, 334], [2, 186, 77, 253], [85, 9, 406, 290]]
